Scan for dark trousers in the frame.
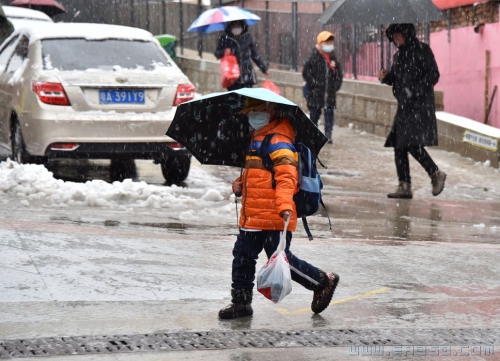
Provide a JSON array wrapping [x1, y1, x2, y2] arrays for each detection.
[[395, 147, 438, 184], [227, 83, 253, 91], [232, 229, 322, 291], [309, 107, 334, 139]]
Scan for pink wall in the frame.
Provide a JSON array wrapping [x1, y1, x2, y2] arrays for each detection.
[[431, 23, 500, 128]]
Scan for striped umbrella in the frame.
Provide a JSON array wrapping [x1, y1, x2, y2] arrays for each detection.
[[188, 6, 260, 33]]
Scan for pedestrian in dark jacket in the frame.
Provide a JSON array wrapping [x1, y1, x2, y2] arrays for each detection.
[[214, 20, 268, 91], [379, 23, 446, 199], [302, 31, 343, 144]]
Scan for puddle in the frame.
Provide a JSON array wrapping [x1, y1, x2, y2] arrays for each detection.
[[129, 222, 189, 230], [50, 216, 90, 225], [104, 220, 121, 227], [323, 170, 362, 178]]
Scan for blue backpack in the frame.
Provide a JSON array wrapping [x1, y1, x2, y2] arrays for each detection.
[[258, 134, 331, 240]]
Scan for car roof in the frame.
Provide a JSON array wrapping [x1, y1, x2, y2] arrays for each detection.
[[3, 5, 53, 22], [10, 18, 51, 30], [16, 22, 156, 43]]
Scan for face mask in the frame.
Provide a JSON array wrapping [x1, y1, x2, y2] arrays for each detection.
[[321, 45, 334, 53], [248, 111, 270, 131], [231, 27, 243, 36]]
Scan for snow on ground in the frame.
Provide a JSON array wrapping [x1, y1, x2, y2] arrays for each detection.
[[0, 160, 234, 221]]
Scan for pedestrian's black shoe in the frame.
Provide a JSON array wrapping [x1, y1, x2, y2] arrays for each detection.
[[311, 271, 339, 314], [430, 170, 446, 196], [219, 303, 253, 319], [218, 289, 253, 319], [387, 181, 413, 199]]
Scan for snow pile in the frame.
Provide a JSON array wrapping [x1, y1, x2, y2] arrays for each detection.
[[0, 160, 233, 218]]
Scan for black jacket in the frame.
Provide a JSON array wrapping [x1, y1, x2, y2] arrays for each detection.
[[383, 24, 440, 148], [302, 48, 343, 109], [214, 24, 268, 88]]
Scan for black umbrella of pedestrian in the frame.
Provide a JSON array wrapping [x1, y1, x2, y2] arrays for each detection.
[[317, 0, 446, 71], [166, 88, 328, 168], [317, 0, 446, 25]]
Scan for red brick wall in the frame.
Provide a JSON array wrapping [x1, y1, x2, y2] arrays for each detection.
[[430, 1, 499, 32]]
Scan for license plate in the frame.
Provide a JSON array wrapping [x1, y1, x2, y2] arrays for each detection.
[[99, 89, 145, 104]]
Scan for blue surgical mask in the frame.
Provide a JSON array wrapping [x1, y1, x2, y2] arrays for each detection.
[[322, 45, 334, 53], [248, 111, 270, 131]]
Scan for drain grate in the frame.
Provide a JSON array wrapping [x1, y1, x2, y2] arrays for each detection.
[[1, 328, 498, 358]]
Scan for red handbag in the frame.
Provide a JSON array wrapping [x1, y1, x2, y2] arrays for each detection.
[[219, 49, 240, 88], [261, 79, 281, 95]]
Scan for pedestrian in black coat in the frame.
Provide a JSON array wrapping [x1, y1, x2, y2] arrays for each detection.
[[214, 21, 268, 91], [302, 31, 343, 144], [379, 23, 446, 199]]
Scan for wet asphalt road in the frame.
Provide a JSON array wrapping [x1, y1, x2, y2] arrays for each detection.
[[0, 126, 499, 360]]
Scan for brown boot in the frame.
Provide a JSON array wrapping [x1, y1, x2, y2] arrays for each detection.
[[387, 181, 413, 199], [311, 271, 339, 314], [218, 289, 253, 319], [430, 170, 447, 196]]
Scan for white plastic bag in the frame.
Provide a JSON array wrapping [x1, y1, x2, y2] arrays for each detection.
[[257, 218, 292, 303]]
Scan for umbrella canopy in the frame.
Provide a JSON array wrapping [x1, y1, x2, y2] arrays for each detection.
[[10, 0, 66, 16], [318, 0, 446, 25], [188, 6, 260, 33], [166, 88, 328, 168]]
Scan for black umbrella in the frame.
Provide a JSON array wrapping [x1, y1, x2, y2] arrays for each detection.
[[166, 88, 328, 168], [318, 0, 446, 72], [317, 0, 447, 25]]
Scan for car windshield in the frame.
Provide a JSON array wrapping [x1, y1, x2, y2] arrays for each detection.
[[42, 38, 171, 71]]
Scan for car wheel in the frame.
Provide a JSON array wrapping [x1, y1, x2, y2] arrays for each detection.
[[110, 158, 137, 181], [11, 121, 30, 164], [161, 153, 191, 184]]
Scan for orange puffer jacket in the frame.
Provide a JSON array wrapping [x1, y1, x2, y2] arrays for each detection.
[[233, 117, 299, 231]]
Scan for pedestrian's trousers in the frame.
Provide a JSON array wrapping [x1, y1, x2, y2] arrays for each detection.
[[227, 83, 253, 91], [308, 107, 334, 140], [394, 146, 438, 184], [231, 229, 322, 291]]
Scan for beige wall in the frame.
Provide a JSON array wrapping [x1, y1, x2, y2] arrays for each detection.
[[178, 55, 499, 168]]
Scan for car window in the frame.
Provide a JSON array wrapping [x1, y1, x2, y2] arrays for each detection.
[[42, 39, 172, 71], [6, 36, 30, 74], [0, 35, 20, 73]]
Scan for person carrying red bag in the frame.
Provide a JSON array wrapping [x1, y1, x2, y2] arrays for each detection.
[[214, 20, 269, 91]]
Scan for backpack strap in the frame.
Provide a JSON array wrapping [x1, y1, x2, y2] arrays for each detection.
[[256, 133, 276, 188], [301, 216, 313, 241], [301, 199, 332, 241]]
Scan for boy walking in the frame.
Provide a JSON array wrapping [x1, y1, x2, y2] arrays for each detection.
[[219, 98, 339, 319]]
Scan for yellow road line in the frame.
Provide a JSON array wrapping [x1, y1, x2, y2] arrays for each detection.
[[277, 287, 391, 315]]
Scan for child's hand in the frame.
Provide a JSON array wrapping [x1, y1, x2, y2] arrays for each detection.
[[280, 210, 292, 220], [233, 180, 242, 196]]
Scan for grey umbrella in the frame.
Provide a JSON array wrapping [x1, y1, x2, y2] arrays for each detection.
[[318, 0, 446, 25]]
